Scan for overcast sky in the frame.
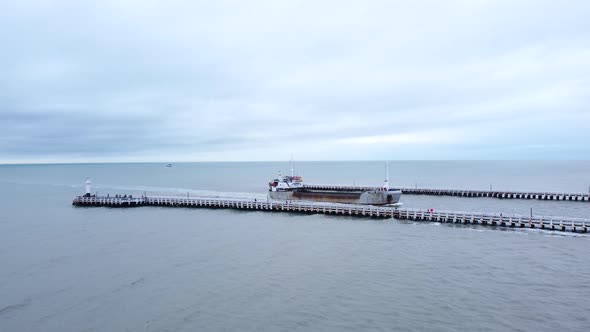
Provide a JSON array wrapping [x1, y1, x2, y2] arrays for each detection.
[[1, 0, 589, 163]]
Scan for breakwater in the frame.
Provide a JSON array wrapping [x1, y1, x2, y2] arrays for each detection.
[[72, 195, 589, 233], [303, 185, 590, 201]]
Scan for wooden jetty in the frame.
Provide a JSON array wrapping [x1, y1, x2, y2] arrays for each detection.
[[303, 184, 590, 202], [72, 195, 589, 233]]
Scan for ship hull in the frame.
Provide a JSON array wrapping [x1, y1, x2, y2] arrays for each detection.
[[269, 189, 402, 205]]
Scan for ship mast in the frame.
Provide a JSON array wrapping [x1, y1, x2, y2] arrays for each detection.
[[383, 162, 389, 190]]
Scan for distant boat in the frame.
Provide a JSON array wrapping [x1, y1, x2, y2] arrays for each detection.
[[166, 164, 173, 167]]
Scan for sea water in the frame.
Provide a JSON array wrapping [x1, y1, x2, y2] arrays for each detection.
[[0, 161, 589, 331]]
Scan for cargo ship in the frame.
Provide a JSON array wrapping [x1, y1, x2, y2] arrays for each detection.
[[268, 166, 402, 205]]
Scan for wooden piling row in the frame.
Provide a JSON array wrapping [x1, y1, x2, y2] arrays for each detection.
[[303, 185, 590, 202], [72, 195, 589, 233]]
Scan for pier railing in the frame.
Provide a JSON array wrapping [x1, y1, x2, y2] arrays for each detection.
[[302, 184, 590, 201], [72, 195, 589, 233]]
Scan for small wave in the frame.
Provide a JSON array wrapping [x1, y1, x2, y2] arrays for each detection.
[[463, 227, 487, 233], [0, 298, 31, 316], [129, 277, 145, 287], [526, 228, 590, 238]]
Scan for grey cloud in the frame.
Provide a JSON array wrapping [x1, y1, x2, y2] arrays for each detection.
[[0, 0, 589, 162]]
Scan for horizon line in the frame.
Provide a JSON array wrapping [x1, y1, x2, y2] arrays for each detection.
[[2, 159, 589, 166]]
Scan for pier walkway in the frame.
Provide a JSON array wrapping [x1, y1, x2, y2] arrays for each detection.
[[72, 195, 589, 233], [303, 184, 590, 202]]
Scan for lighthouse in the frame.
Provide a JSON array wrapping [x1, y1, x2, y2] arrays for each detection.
[[84, 178, 92, 197]]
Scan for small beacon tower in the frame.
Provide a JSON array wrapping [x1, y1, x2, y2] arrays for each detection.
[[84, 178, 92, 197]]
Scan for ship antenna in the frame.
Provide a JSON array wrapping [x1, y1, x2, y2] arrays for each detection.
[[290, 154, 294, 177]]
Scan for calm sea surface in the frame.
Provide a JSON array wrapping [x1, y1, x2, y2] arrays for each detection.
[[1, 161, 589, 331]]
